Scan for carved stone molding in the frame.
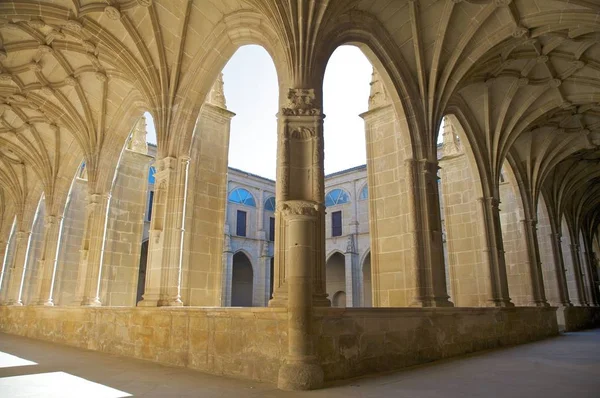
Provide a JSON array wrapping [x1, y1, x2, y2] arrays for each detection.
[[281, 88, 320, 116], [278, 200, 320, 217]]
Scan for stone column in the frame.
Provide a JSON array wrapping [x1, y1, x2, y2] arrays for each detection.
[[582, 239, 600, 306], [138, 156, 189, 307], [570, 243, 589, 306], [270, 89, 328, 308], [521, 218, 549, 306], [4, 230, 32, 305], [259, 240, 271, 306], [33, 215, 63, 305], [277, 201, 323, 390], [221, 228, 233, 307], [273, 88, 325, 390], [344, 234, 359, 307], [406, 159, 453, 307], [550, 233, 572, 306], [75, 193, 111, 306], [478, 196, 514, 307]]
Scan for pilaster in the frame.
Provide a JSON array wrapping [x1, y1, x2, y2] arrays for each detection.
[[407, 158, 453, 307], [138, 156, 188, 307], [344, 234, 359, 307], [75, 193, 111, 306], [478, 196, 514, 307], [33, 215, 63, 306], [4, 230, 32, 306], [550, 233, 572, 307], [570, 243, 589, 306], [521, 218, 549, 306]]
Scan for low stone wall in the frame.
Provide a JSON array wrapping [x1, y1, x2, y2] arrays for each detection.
[[557, 306, 600, 332], [0, 306, 560, 386], [314, 307, 559, 381], [0, 306, 287, 383]]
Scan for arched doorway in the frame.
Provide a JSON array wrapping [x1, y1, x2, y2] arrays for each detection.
[[232, 252, 254, 307], [326, 252, 346, 307]]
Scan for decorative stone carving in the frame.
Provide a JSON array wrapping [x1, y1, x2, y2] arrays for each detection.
[[206, 73, 226, 108], [368, 68, 389, 110], [572, 60, 585, 69], [517, 77, 529, 87], [29, 62, 42, 72], [41, 86, 54, 96], [128, 116, 148, 154], [281, 88, 320, 116], [64, 20, 83, 32], [548, 78, 562, 88], [81, 41, 96, 53], [289, 127, 315, 139], [278, 200, 319, 217], [28, 19, 45, 29], [512, 26, 529, 38], [441, 116, 462, 157], [95, 71, 107, 82], [587, 130, 600, 147], [137, 0, 153, 6], [104, 6, 121, 20], [38, 44, 53, 54], [64, 76, 77, 86], [261, 240, 269, 257], [537, 55, 549, 64], [0, 73, 12, 82], [345, 234, 356, 254]]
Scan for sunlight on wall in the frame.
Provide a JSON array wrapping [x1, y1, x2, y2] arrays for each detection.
[[0, 352, 37, 368]]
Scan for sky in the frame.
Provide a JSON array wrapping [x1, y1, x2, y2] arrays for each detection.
[[144, 45, 373, 180]]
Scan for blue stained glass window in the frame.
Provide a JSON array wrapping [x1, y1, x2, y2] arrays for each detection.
[[148, 166, 156, 185], [264, 196, 276, 212], [325, 189, 350, 207], [359, 184, 368, 200], [228, 188, 256, 207]]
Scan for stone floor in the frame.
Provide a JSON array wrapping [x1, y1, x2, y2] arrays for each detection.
[[0, 330, 599, 397]]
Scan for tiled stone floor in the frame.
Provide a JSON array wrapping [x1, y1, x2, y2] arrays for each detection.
[[0, 329, 599, 397]]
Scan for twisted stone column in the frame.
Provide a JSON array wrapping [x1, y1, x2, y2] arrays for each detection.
[[138, 156, 189, 307], [521, 218, 549, 306], [4, 230, 32, 306], [478, 196, 514, 307], [550, 233, 572, 306]]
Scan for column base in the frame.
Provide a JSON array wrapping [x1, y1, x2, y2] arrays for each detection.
[[486, 299, 515, 308], [35, 300, 54, 307], [158, 298, 184, 307], [269, 291, 331, 308], [530, 300, 551, 307], [410, 296, 454, 308], [5, 300, 23, 306], [277, 359, 324, 391], [81, 297, 102, 307]]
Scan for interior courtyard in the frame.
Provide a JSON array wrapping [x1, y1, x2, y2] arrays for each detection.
[[0, 0, 600, 395]]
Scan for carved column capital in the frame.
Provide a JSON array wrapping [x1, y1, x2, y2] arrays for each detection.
[[15, 230, 31, 242], [277, 200, 321, 218], [281, 88, 321, 116]]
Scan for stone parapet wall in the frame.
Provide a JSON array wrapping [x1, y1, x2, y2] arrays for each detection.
[[0, 307, 287, 383], [557, 306, 600, 332], [314, 307, 559, 381]]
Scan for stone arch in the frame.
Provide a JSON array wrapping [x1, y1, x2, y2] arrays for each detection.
[[170, 11, 289, 158], [21, 195, 46, 305], [332, 291, 346, 308], [499, 161, 532, 306], [0, 217, 17, 304], [437, 115, 489, 306], [326, 250, 346, 263], [231, 251, 254, 307], [326, 252, 346, 308]]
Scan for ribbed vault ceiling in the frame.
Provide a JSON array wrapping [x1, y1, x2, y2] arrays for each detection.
[[0, 0, 598, 235]]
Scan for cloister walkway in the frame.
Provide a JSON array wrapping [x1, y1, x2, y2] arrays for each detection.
[[0, 329, 598, 398]]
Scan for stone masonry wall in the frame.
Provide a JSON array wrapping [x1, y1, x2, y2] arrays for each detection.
[[0, 306, 288, 383], [314, 307, 558, 382]]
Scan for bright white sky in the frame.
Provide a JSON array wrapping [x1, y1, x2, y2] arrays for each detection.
[[144, 45, 443, 179]]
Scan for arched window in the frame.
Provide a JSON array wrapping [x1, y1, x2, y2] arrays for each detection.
[[148, 166, 156, 185], [325, 189, 350, 207], [264, 196, 276, 212], [359, 184, 368, 200], [228, 187, 256, 207]]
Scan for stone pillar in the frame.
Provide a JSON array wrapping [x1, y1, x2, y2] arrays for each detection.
[[259, 240, 271, 306], [582, 239, 600, 306], [221, 228, 233, 307], [550, 233, 572, 306], [406, 159, 453, 307], [570, 243, 589, 306], [4, 230, 32, 305], [138, 156, 189, 307], [273, 88, 325, 390], [344, 234, 359, 307], [75, 193, 111, 306], [33, 215, 63, 305], [521, 218, 549, 306], [270, 89, 329, 308], [478, 196, 514, 307], [277, 201, 323, 390]]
